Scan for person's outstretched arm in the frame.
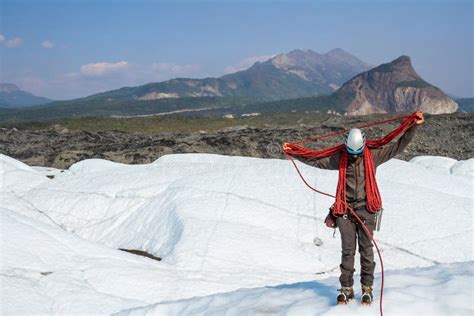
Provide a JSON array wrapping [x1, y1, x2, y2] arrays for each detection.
[[283, 143, 342, 170], [372, 112, 424, 166]]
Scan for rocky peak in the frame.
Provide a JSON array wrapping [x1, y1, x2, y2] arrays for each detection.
[[284, 49, 320, 58], [325, 48, 354, 59], [370, 55, 420, 80], [267, 48, 371, 87], [270, 49, 321, 69], [334, 55, 458, 115]]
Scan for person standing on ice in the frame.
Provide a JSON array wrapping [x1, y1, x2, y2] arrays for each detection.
[[282, 111, 425, 305]]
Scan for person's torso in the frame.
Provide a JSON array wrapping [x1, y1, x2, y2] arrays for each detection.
[[345, 154, 368, 207]]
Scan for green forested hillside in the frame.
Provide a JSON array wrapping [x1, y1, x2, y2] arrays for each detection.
[[0, 96, 257, 122]]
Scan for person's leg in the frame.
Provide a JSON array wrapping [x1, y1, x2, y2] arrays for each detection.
[[356, 209, 376, 287], [336, 216, 357, 288]]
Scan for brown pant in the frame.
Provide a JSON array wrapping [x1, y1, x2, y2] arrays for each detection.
[[336, 207, 377, 287]]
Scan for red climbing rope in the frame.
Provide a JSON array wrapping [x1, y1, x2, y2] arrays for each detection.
[[283, 113, 420, 316], [289, 114, 414, 145], [284, 113, 418, 215]]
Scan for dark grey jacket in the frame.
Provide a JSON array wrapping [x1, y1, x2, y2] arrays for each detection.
[[293, 125, 417, 210]]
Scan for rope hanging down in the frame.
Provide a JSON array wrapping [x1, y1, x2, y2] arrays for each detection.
[[283, 112, 420, 316]]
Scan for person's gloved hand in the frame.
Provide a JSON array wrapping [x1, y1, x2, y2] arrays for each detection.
[[415, 111, 424, 125], [282, 142, 291, 151]]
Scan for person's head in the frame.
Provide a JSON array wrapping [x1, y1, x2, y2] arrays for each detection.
[[344, 128, 365, 156]]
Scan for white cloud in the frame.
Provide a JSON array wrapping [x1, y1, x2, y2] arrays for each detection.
[[41, 40, 54, 49], [0, 34, 5, 42], [77, 60, 200, 82], [151, 62, 201, 76], [224, 55, 275, 74], [3, 36, 23, 48], [80, 61, 129, 76]]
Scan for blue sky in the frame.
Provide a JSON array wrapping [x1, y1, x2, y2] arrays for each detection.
[[1, 0, 472, 100]]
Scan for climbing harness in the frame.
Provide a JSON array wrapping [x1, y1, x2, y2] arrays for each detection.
[[284, 112, 420, 316]]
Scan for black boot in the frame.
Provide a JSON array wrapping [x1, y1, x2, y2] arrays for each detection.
[[361, 284, 373, 305], [336, 286, 354, 305]]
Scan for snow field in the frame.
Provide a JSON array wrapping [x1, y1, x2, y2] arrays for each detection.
[[1, 153, 473, 315]]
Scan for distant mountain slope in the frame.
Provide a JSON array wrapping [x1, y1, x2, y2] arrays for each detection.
[[218, 48, 371, 100], [230, 92, 351, 116], [0, 96, 255, 122], [235, 56, 459, 116], [0, 83, 53, 107], [65, 48, 371, 103], [332, 56, 458, 114], [456, 97, 474, 112]]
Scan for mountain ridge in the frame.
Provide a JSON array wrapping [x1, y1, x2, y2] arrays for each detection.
[[67, 48, 372, 103], [0, 83, 53, 108], [0, 54, 460, 121]]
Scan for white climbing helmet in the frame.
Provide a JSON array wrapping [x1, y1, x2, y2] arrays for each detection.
[[344, 128, 365, 154]]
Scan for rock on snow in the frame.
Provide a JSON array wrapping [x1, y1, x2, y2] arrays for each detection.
[[1, 153, 473, 315]]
